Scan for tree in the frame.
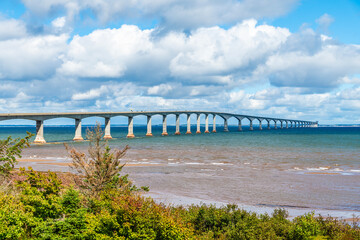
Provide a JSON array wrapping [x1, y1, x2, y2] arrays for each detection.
[[0, 132, 33, 181], [64, 123, 131, 194]]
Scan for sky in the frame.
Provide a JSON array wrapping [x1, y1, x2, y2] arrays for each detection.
[[0, 0, 359, 125]]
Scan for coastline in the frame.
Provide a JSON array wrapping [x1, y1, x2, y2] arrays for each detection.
[[16, 158, 360, 221], [146, 191, 360, 221]]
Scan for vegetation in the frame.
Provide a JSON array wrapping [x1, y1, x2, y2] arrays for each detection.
[[0, 132, 32, 182], [0, 130, 359, 239], [64, 124, 142, 195]]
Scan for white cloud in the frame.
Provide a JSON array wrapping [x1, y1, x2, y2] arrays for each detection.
[[52, 16, 66, 28], [59, 20, 291, 87], [0, 34, 68, 80], [316, 13, 334, 33], [169, 20, 290, 83], [147, 84, 173, 95], [258, 30, 360, 91], [21, 0, 299, 30], [72, 85, 109, 100], [59, 25, 153, 78], [0, 18, 27, 40]]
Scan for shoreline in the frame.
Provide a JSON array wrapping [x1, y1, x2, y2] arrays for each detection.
[[146, 191, 360, 221], [16, 158, 360, 220]]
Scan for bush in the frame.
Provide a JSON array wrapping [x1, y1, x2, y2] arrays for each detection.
[[64, 123, 147, 195], [0, 132, 32, 182]]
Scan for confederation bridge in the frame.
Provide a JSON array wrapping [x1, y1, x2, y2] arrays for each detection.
[[0, 111, 318, 144]]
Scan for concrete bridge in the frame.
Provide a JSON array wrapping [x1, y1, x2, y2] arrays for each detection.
[[0, 111, 318, 143]]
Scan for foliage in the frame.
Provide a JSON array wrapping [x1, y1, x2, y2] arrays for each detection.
[[0, 170, 359, 239], [16, 167, 63, 220], [64, 123, 135, 195], [0, 132, 33, 181]]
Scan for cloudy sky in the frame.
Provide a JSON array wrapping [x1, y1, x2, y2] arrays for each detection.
[[0, 0, 359, 124]]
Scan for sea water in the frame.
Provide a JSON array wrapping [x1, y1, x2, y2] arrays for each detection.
[[1, 125, 360, 217]]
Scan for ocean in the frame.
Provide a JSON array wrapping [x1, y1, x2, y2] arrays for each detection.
[[2, 125, 360, 218]]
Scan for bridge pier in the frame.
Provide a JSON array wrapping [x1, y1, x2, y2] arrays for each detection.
[[104, 117, 112, 139], [73, 118, 84, 141], [175, 114, 181, 135], [223, 118, 229, 132], [162, 115, 168, 136], [186, 114, 192, 134], [286, 121, 289, 128], [34, 120, 46, 144], [274, 121, 277, 129], [280, 121, 283, 129], [196, 114, 201, 134], [238, 119, 242, 131], [205, 114, 210, 133], [146, 116, 153, 136], [127, 116, 135, 138], [249, 119, 253, 131], [212, 115, 216, 133], [259, 120, 262, 130]]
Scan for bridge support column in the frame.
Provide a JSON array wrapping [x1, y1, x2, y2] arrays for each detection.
[[196, 114, 201, 134], [73, 119, 84, 141], [286, 121, 288, 129], [280, 121, 283, 129], [238, 119, 242, 131], [162, 115, 168, 136], [249, 120, 253, 131], [224, 118, 229, 132], [127, 116, 135, 138], [274, 121, 277, 129], [146, 116, 153, 136], [175, 115, 180, 135], [205, 115, 210, 133], [104, 117, 112, 139], [259, 121, 262, 130], [186, 114, 192, 134], [267, 120, 270, 130], [212, 115, 216, 133], [34, 120, 46, 144]]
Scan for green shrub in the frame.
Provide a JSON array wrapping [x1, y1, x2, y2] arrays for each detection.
[[17, 167, 63, 220], [0, 132, 32, 181]]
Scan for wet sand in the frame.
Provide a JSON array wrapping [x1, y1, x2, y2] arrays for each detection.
[[15, 157, 360, 220], [17, 158, 164, 167]]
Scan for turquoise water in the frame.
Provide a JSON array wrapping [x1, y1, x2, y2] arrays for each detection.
[[2, 125, 360, 213]]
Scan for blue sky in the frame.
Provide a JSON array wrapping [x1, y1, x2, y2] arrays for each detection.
[[0, 0, 359, 125]]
